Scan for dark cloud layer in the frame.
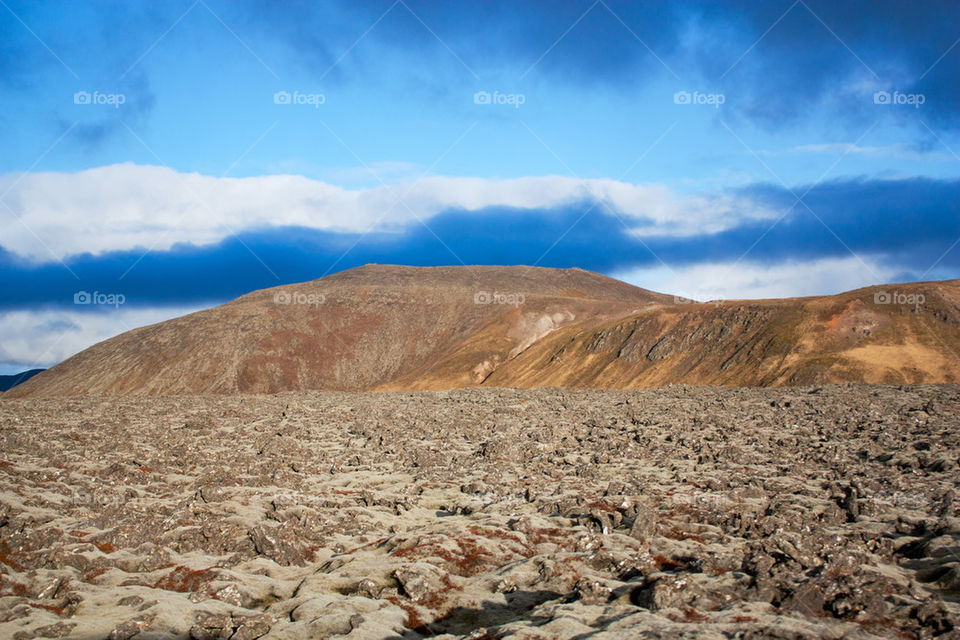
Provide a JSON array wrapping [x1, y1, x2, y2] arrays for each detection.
[[4, 0, 955, 141], [243, 0, 960, 128], [0, 176, 956, 311]]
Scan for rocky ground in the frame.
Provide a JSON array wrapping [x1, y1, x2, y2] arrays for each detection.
[[0, 384, 959, 639]]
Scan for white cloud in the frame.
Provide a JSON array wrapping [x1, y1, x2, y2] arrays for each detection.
[[613, 256, 897, 301], [789, 143, 952, 161], [0, 164, 768, 262], [0, 305, 208, 369]]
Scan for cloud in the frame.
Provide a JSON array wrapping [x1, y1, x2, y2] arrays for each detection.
[[0, 305, 204, 369], [788, 143, 953, 161], [727, 177, 960, 266], [0, 163, 750, 261], [0, 173, 956, 313], [4, 0, 957, 154], [238, 0, 688, 84], [612, 256, 899, 302], [243, 0, 960, 128], [682, 0, 960, 129]]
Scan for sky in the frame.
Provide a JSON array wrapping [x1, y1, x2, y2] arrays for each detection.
[[1, 0, 958, 373]]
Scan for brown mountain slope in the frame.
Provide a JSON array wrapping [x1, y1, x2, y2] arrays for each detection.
[[7, 266, 960, 397], [468, 280, 960, 389], [5, 265, 670, 397]]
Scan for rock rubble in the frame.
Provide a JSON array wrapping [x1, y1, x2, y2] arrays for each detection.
[[0, 384, 958, 638]]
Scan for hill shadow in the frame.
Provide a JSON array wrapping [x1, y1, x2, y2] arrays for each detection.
[[388, 589, 564, 638]]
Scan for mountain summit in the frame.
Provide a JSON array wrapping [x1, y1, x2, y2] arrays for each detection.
[[7, 266, 960, 397]]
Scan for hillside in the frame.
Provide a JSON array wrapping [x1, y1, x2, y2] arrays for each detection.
[[6, 265, 960, 397]]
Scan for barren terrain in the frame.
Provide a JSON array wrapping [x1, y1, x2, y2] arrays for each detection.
[[1, 384, 959, 638]]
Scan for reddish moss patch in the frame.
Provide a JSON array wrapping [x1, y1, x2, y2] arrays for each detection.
[[585, 501, 621, 513], [0, 577, 30, 598], [393, 535, 507, 577], [663, 526, 705, 544], [81, 567, 110, 584], [28, 602, 67, 616], [342, 536, 389, 555], [668, 504, 701, 518], [93, 542, 115, 554], [0, 541, 25, 571], [153, 565, 221, 593], [526, 526, 575, 548], [682, 607, 708, 622], [385, 595, 429, 630], [467, 525, 528, 546], [652, 555, 689, 572]]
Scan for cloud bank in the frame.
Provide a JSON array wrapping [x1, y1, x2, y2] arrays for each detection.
[[1, 164, 757, 262], [0, 166, 956, 312]]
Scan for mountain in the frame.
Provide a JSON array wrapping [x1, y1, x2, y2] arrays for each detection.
[[0, 368, 45, 392], [6, 265, 960, 397]]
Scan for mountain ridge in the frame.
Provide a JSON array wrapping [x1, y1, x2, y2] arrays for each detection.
[[6, 265, 960, 397]]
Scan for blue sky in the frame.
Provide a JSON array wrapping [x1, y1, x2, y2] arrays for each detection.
[[1, 0, 958, 372]]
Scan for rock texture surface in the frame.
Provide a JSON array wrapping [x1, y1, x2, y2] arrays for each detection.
[[6, 266, 960, 397], [1, 384, 959, 638]]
